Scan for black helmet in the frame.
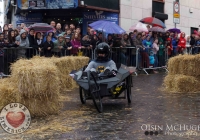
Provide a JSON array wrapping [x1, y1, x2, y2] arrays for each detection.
[[96, 42, 111, 62]]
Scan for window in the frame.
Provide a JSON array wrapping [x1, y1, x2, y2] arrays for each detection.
[[152, 1, 164, 14]]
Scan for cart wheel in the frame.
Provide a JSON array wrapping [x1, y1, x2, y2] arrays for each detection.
[[127, 85, 132, 103], [91, 91, 103, 113], [127, 76, 132, 104], [79, 86, 86, 104]]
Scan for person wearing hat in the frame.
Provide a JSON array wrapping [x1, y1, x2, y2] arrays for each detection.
[[52, 34, 65, 57], [64, 35, 72, 56]]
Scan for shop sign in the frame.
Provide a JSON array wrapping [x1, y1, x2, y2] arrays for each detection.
[[17, 0, 78, 10]]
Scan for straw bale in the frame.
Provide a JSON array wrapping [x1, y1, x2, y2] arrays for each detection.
[[0, 78, 19, 110], [20, 97, 62, 117], [168, 54, 200, 76], [164, 74, 200, 93], [10, 58, 61, 98]]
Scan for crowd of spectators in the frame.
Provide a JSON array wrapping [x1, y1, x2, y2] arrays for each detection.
[[0, 21, 198, 76]]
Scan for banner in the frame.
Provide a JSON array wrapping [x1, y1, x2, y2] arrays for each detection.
[[17, 0, 78, 9], [82, 11, 119, 35], [15, 12, 42, 27]]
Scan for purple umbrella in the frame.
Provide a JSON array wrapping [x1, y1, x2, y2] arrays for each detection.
[[28, 23, 54, 32], [168, 28, 181, 33], [89, 20, 125, 34]]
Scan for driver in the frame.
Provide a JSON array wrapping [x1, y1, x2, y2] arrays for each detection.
[[84, 42, 117, 77]]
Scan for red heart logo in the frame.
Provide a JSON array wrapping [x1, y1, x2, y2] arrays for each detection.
[[6, 112, 25, 128]]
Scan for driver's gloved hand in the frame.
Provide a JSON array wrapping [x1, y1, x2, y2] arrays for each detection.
[[107, 70, 117, 77]]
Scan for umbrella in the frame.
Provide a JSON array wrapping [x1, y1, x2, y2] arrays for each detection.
[[28, 23, 54, 32], [139, 17, 166, 28], [168, 28, 181, 33], [89, 20, 125, 34], [129, 22, 148, 32], [149, 26, 165, 33]]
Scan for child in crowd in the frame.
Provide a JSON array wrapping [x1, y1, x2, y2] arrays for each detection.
[[166, 38, 173, 59], [43, 35, 54, 57], [172, 34, 179, 56], [152, 38, 159, 68], [64, 35, 72, 56], [158, 40, 165, 67]]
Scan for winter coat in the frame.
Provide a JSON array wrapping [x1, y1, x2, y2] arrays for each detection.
[[71, 39, 81, 55], [152, 43, 159, 54], [43, 40, 54, 57], [52, 40, 65, 53], [178, 32, 186, 49], [15, 29, 29, 58]]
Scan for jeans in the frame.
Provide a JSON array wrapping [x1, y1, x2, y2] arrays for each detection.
[[173, 47, 178, 56], [192, 47, 199, 54]]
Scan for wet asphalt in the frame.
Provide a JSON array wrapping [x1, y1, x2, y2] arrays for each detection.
[[1, 73, 200, 140]]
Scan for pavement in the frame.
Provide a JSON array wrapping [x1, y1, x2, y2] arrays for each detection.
[[0, 73, 200, 140]]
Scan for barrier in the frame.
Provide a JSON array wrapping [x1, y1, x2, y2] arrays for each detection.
[[139, 46, 168, 75], [1, 47, 38, 75], [1, 46, 171, 76]]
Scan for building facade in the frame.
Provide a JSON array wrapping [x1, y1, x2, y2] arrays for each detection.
[[120, 0, 200, 35]]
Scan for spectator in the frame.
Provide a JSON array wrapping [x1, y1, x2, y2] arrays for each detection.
[[71, 32, 82, 56], [63, 35, 72, 56], [63, 24, 69, 32], [98, 32, 103, 43], [33, 32, 43, 54], [27, 28, 35, 58], [43, 35, 54, 57], [141, 35, 152, 68], [190, 32, 196, 54], [3, 24, 9, 39], [107, 34, 113, 47], [186, 35, 191, 54], [133, 33, 143, 67], [55, 23, 63, 38], [70, 23, 76, 34], [43, 31, 56, 42], [0, 33, 5, 76], [14, 29, 19, 37], [166, 38, 173, 58], [193, 36, 200, 54], [50, 20, 56, 33], [172, 33, 179, 56], [81, 35, 92, 57], [52, 34, 65, 57], [120, 33, 131, 65], [75, 26, 81, 35], [152, 38, 159, 69], [15, 29, 30, 58], [7, 30, 17, 47], [20, 23, 29, 32], [178, 32, 186, 54], [158, 39, 165, 67], [8, 24, 13, 31]]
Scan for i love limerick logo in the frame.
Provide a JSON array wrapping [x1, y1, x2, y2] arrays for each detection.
[[0, 103, 31, 134]]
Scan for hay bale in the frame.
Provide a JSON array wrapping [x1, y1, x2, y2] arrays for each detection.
[[20, 97, 62, 117], [168, 54, 200, 76], [0, 78, 19, 110], [10, 58, 61, 98], [164, 74, 200, 92]]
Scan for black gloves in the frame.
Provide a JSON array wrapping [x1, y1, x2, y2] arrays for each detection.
[[107, 70, 117, 77]]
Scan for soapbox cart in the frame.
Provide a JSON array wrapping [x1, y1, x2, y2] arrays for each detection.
[[73, 64, 134, 113]]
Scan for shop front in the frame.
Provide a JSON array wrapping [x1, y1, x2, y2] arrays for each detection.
[[82, 11, 119, 35]]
